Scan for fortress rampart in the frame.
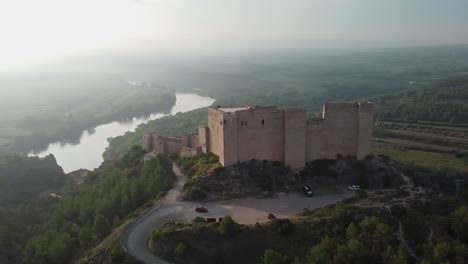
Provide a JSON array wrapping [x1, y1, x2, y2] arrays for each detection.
[[142, 133, 201, 158], [143, 102, 374, 169]]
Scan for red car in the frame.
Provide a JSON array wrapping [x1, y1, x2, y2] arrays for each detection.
[[268, 213, 277, 221], [195, 207, 208, 213]]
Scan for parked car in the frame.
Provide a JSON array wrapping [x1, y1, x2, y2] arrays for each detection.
[[302, 185, 313, 197], [268, 213, 277, 221], [195, 207, 208, 213], [347, 185, 361, 191]]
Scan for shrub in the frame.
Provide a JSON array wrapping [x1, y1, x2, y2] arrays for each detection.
[[355, 189, 368, 198], [332, 201, 345, 219], [218, 216, 238, 236], [270, 219, 293, 235], [185, 186, 207, 200], [169, 153, 179, 160], [175, 242, 186, 259], [263, 249, 287, 264], [192, 217, 206, 224], [110, 248, 126, 263]]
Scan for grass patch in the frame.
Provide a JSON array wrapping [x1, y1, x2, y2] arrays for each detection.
[[373, 146, 468, 171]]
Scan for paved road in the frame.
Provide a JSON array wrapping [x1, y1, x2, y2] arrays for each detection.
[[122, 164, 353, 264]]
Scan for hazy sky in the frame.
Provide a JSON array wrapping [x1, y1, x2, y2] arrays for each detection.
[[1, 0, 468, 71]]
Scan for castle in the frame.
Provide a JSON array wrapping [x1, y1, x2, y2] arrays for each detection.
[[143, 102, 374, 169]]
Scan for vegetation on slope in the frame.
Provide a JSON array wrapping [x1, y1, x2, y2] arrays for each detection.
[[149, 165, 468, 264], [0, 155, 65, 206], [370, 74, 468, 172], [104, 108, 208, 160], [155, 45, 468, 115], [377, 75, 468, 124], [0, 75, 176, 155], [177, 152, 221, 178], [20, 146, 175, 264], [0, 155, 66, 264]]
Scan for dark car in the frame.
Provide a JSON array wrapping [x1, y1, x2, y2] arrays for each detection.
[[195, 207, 208, 213], [268, 213, 277, 221], [302, 185, 313, 197]]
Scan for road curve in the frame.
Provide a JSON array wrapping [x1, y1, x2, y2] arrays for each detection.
[[122, 163, 353, 264], [121, 164, 188, 264]]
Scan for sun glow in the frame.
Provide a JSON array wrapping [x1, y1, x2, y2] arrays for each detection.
[[0, 0, 147, 70]]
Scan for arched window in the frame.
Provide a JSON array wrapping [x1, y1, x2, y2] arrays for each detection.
[[262, 119, 265, 125]]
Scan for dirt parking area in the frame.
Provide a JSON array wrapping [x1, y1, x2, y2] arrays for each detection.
[[184, 190, 353, 224]]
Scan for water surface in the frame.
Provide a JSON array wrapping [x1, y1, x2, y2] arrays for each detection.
[[29, 93, 214, 173]]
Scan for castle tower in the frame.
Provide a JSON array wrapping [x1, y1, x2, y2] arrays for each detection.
[[284, 108, 306, 169], [142, 133, 153, 152], [356, 102, 375, 159]]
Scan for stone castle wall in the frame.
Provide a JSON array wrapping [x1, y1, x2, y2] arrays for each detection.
[[357, 102, 374, 159], [207, 109, 225, 164], [144, 102, 374, 168], [321, 103, 360, 158], [234, 107, 285, 166], [142, 133, 201, 158], [203, 102, 374, 169]]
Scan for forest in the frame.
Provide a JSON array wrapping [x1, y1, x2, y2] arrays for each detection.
[[0, 147, 175, 264], [377, 75, 468, 123]]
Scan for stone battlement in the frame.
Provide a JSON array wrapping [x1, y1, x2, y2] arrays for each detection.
[[144, 102, 375, 169]]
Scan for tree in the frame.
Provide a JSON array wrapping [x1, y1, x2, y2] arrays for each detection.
[[334, 238, 368, 264], [78, 226, 93, 247], [92, 214, 111, 240], [263, 249, 286, 264], [120, 193, 130, 215], [175, 242, 186, 259], [305, 236, 336, 264], [218, 216, 237, 236], [451, 206, 468, 242], [332, 201, 345, 219], [383, 244, 408, 264]]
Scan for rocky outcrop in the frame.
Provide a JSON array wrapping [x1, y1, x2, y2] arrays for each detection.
[[182, 156, 401, 201], [303, 156, 402, 189]]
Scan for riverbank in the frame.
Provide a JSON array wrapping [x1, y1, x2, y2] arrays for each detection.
[[1, 79, 176, 156], [29, 93, 214, 173]]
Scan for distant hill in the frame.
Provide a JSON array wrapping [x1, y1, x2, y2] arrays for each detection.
[[0, 155, 65, 206], [377, 75, 468, 124]]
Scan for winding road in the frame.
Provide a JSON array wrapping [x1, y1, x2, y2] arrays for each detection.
[[121, 164, 353, 264]]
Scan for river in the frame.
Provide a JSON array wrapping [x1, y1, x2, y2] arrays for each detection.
[[28, 93, 215, 173]]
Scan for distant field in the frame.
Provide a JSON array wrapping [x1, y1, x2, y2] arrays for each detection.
[[373, 121, 468, 171]]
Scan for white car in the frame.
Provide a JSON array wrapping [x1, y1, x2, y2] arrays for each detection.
[[347, 185, 361, 191]]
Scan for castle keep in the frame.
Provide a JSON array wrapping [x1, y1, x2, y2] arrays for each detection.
[[143, 102, 374, 169]]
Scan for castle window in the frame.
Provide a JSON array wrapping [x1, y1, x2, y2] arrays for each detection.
[[241, 121, 244, 126], [262, 119, 265, 125], [220, 121, 222, 125], [223, 120, 227, 124], [245, 121, 247, 126]]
